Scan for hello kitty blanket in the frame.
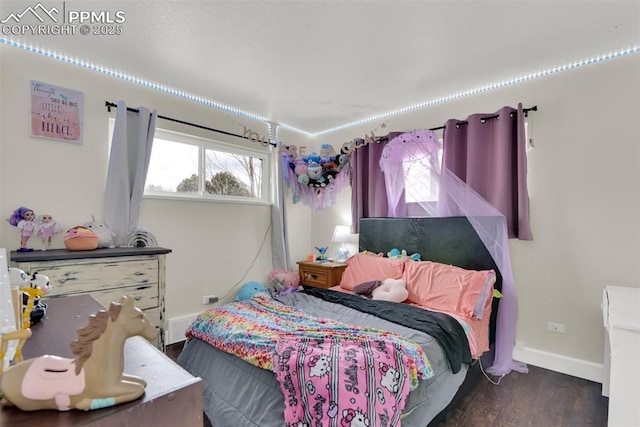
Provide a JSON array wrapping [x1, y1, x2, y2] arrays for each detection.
[[275, 337, 417, 427], [186, 296, 433, 426]]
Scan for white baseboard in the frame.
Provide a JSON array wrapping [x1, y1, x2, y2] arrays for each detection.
[[513, 346, 604, 383], [167, 313, 200, 345]]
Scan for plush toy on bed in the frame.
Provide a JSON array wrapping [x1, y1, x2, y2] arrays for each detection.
[[235, 281, 271, 301], [266, 269, 302, 297], [371, 278, 409, 303], [387, 248, 421, 261]]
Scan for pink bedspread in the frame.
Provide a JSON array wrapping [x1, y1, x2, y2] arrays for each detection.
[[275, 337, 414, 427]]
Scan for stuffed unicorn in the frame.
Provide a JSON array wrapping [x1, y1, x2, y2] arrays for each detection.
[[83, 215, 115, 248]]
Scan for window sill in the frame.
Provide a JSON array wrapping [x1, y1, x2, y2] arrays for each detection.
[[143, 192, 272, 206]]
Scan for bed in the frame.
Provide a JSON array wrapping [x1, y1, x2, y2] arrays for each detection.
[[177, 216, 502, 426]]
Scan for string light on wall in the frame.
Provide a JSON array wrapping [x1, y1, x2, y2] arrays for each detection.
[[311, 45, 640, 137], [2, 38, 638, 138], [0, 37, 272, 125]]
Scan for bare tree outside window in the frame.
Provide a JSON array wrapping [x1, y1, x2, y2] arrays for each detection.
[[204, 149, 262, 198], [142, 126, 269, 202]]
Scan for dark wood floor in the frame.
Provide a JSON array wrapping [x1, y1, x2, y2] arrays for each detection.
[[166, 342, 609, 427]]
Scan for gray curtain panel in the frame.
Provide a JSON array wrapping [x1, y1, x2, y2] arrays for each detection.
[[104, 101, 157, 246], [271, 126, 292, 270]]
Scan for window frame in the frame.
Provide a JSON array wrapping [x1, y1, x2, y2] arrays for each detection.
[[109, 119, 271, 205]]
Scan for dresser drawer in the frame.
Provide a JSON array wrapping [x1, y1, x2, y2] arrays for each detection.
[[54, 283, 160, 310], [28, 257, 159, 296]]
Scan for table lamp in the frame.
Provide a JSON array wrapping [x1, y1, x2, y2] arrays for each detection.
[[332, 225, 351, 263]]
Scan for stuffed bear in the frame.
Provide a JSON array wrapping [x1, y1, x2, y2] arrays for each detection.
[[371, 278, 409, 303], [267, 269, 301, 297]]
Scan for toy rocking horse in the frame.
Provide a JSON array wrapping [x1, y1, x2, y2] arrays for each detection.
[[0, 295, 158, 411]]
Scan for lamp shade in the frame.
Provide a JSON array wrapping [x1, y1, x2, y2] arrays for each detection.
[[332, 225, 351, 244]]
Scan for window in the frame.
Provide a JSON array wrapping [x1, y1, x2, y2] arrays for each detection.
[[404, 140, 442, 204], [143, 127, 270, 203]]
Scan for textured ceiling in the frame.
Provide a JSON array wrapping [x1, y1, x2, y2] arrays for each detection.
[[1, 1, 639, 134]]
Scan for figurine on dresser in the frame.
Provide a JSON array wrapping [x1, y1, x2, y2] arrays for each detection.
[[6, 207, 37, 252], [35, 214, 63, 251]]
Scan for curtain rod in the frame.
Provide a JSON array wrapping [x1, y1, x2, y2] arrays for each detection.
[[428, 105, 538, 132], [104, 101, 277, 147]]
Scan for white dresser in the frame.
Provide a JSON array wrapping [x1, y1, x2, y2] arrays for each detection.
[[10, 247, 171, 351], [602, 285, 640, 427]]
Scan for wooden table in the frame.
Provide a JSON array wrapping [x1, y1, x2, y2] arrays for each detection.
[[0, 295, 203, 426]]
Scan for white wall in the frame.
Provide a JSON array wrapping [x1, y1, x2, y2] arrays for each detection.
[[308, 54, 640, 380], [2, 45, 639, 373], [275, 126, 313, 264], [0, 45, 304, 327]]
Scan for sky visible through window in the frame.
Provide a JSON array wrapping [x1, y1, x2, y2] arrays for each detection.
[[146, 138, 198, 192], [146, 137, 260, 194]]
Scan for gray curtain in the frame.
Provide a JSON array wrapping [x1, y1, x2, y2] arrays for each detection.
[[350, 132, 402, 234], [271, 124, 291, 270], [104, 101, 157, 246], [443, 104, 532, 240]]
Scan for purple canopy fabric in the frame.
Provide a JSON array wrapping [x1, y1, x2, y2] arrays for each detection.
[[379, 129, 440, 217], [380, 129, 527, 377]]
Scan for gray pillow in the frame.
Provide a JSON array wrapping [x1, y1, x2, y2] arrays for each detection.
[[352, 280, 382, 299]]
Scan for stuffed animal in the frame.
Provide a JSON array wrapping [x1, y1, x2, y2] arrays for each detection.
[[315, 246, 328, 261], [83, 215, 115, 248], [371, 278, 409, 303], [8, 268, 51, 326], [267, 269, 301, 297], [235, 281, 270, 302], [64, 226, 99, 251], [387, 248, 421, 261]]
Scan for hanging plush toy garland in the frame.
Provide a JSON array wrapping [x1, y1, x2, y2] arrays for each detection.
[[281, 143, 350, 210]]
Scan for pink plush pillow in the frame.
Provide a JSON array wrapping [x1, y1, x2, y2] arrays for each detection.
[[339, 254, 405, 291], [403, 260, 495, 319]]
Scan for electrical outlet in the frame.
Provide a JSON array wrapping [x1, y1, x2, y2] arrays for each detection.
[[547, 322, 566, 333], [202, 295, 219, 305]]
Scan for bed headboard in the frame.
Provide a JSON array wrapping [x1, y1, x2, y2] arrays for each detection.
[[358, 216, 502, 344]]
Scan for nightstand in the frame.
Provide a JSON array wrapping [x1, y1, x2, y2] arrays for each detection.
[[297, 261, 347, 289]]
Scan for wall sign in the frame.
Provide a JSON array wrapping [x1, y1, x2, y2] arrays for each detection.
[[31, 80, 83, 144]]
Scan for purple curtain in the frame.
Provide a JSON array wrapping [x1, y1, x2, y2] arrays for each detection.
[[350, 132, 402, 233], [443, 104, 533, 240]]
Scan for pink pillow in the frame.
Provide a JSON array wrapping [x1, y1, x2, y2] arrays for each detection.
[[403, 261, 495, 319], [339, 254, 405, 291]]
